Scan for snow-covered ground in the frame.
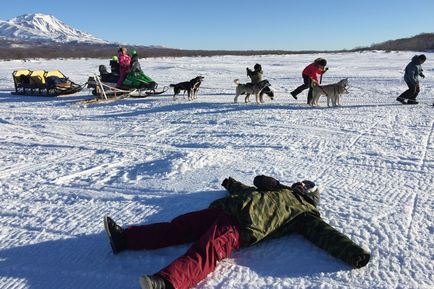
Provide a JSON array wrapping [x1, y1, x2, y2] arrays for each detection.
[[0, 51, 433, 289]]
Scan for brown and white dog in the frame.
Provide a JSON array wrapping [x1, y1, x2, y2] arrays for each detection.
[[233, 79, 271, 104], [170, 76, 204, 100]]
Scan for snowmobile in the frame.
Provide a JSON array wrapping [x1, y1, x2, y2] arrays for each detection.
[[12, 69, 83, 96], [86, 64, 168, 100]]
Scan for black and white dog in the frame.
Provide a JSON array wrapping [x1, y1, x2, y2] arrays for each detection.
[[170, 76, 204, 100]]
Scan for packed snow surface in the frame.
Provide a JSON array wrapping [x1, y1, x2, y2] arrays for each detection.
[[0, 51, 433, 289]]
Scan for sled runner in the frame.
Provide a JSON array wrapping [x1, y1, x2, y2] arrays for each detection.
[[12, 70, 83, 96]]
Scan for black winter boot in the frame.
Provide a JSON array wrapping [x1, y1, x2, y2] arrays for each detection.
[[307, 90, 313, 104], [406, 99, 418, 105], [139, 275, 173, 289], [103, 216, 127, 254], [396, 97, 407, 104]]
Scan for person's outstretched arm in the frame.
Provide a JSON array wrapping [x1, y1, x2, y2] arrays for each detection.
[[221, 177, 256, 196], [294, 213, 370, 269], [246, 67, 253, 77]]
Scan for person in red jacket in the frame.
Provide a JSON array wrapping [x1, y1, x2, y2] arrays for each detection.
[[116, 47, 131, 88], [291, 58, 328, 103]]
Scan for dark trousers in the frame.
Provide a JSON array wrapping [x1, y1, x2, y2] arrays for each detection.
[[398, 81, 420, 101], [126, 208, 241, 289], [291, 74, 313, 103]]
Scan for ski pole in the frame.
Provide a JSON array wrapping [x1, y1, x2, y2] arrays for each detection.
[[320, 67, 329, 84]]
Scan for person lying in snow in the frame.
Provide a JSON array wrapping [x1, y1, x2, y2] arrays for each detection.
[[104, 176, 371, 289]]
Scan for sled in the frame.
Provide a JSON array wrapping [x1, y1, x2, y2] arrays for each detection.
[[79, 75, 168, 105], [11, 69, 83, 96], [12, 69, 33, 95]]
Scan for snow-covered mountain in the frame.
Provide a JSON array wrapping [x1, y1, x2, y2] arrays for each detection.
[[0, 13, 108, 44]]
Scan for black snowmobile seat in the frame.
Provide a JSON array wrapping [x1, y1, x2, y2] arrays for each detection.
[[99, 65, 120, 83], [99, 65, 110, 76]]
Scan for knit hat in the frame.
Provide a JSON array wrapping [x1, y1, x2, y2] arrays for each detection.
[[254, 63, 262, 71], [314, 58, 327, 67], [291, 180, 320, 207]]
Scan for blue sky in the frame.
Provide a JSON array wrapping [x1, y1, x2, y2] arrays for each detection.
[[1, 0, 433, 50]]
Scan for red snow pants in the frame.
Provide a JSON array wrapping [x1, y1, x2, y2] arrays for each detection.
[[116, 69, 127, 87], [125, 208, 241, 289]]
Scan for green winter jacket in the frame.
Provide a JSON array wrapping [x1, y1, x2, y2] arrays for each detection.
[[209, 177, 371, 268], [210, 177, 319, 246]]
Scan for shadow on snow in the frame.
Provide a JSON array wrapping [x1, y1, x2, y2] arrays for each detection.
[[0, 191, 350, 289]]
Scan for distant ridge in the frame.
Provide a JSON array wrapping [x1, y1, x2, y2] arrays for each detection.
[[0, 13, 107, 44], [0, 13, 433, 59], [369, 33, 434, 51]]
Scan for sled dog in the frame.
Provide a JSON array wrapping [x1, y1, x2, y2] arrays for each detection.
[[310, 78, 349, 107], [170, 76, 204, 100], [234, 79, 271, 104]]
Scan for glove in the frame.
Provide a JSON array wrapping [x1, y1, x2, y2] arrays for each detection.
[[253, 175, 281, 191], [221, 178, 230, 187], [420, 73, 425, 78], [222, 177, 234, 188], [351, 252, 371, 269]]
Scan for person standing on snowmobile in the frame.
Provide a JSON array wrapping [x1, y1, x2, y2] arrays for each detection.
[[397, 54, 426, 105], [129, 49, 143, 73], [116, 47, 131, 88]]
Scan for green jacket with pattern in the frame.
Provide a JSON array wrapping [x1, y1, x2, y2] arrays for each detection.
[[209, 177, 370, 268]]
